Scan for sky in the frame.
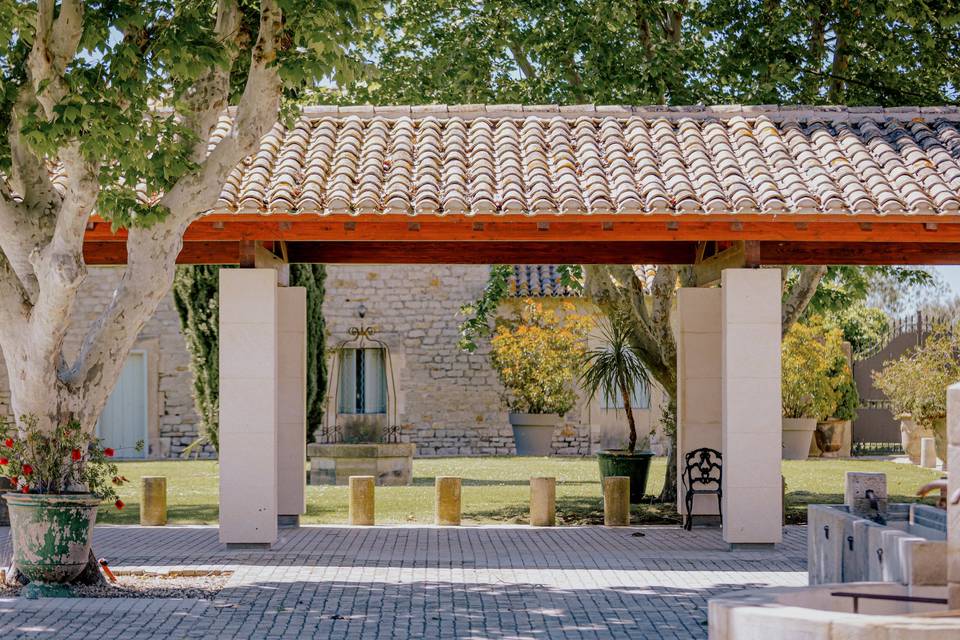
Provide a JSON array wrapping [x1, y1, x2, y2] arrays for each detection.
[[932, 266, 960, 299]]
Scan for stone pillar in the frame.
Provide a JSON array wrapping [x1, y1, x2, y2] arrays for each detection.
[[675, 288, 723, 520], [946, 383, 960, 609], [603, 476, 630, 526], [349, 476, 375, 526], [435, 476, 462, 526], [219, 269, 278, 547], [140, 477, 167, 526], [920, 437, 938, 469], [277, 287, 307, 527], [721, 269, 782, 547], [530, 477, 556, 526]]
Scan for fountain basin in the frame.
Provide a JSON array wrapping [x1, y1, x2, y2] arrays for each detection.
[[808, 503, 946, 585], [708, 582, 957, 639]]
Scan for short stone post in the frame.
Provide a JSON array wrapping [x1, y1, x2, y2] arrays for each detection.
[[530, 477, 556, 526], [603, 476, 630, 526], [920, 437, 938, 468], [349, 476, 375, 526], [140, 477, 167, 526], [435, 476, 461, 526]]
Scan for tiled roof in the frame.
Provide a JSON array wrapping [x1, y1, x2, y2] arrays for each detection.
[[507, 264, 657, 297], [205, 104, 960, 217]]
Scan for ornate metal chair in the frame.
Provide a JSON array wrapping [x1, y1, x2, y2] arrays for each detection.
[[682, 448, 722, 531]]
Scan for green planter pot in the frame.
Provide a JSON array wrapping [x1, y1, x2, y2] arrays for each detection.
[[3, 493, 100, 597], [596, 450, 654, 504]]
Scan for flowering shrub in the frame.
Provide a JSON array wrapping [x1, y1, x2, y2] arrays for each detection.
[[490, 299, 592, 414], [782, 321, 847, 420], [0, 416, 135, 509]]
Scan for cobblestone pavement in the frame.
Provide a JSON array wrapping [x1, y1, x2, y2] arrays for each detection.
[[0, 525, 807, 639]]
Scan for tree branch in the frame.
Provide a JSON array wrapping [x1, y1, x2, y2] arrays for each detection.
[[781, 265, 827, 335]]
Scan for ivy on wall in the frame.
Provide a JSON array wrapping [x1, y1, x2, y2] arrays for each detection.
[[173, 265, 327, 454]]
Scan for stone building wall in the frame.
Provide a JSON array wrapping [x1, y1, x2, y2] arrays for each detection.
[[0, 264, 665, 458], [323, 264, 593, 456]]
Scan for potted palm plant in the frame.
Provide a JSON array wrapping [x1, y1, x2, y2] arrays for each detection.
[[581, 318, 653, 503], [1, 416, 132, 597], [490, 300, 591, 456]]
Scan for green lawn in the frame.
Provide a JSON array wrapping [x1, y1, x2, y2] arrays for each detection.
[[97, 456, 944, 526]]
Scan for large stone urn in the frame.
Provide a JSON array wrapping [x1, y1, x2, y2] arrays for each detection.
[[782, 417, 817, 460], [814, 419, 849, 458], [928, 416, 947, 470], [508, 413, 559, 456], [3, 493, 100, 597]]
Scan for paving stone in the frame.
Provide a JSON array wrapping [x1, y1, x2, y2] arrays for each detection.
[[0, 524, 806, 639]]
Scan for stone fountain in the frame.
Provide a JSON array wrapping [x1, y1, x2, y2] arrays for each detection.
[[707, 384, 960, 638]]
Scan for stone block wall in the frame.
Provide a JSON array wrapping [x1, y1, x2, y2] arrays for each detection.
[[323, 265, 594, 456]]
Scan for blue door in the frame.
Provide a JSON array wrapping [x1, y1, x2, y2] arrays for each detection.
[[96, 352, 148, 458]]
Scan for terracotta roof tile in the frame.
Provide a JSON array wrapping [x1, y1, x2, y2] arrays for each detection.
[[49, 105, 960, 217]]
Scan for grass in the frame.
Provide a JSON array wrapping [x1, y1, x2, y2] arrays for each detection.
[[97, 456, 944, 526]]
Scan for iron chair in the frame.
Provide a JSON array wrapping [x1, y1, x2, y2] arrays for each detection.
[[682, 448, 722, 531]]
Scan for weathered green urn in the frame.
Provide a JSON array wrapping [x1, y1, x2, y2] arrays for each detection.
[[3, 493, 99, 597]]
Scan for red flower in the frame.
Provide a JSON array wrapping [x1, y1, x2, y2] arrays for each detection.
[[20, 485, 28, 494], [103, 448, 114, 458], [3, 438, 12, 448], [71, 449, 82, 461], [0, 458, 7, 466], [21, 464, 32, 476], [114, 499, 124, 510], [9, 476, 17, 488]]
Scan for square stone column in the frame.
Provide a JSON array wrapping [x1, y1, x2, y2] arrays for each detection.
[[947, 383, 960, 608], [219, 269, 279, 547], [277, 287, 307, 525], [676, 287, 722, 520], [721, 269, 782, 547]]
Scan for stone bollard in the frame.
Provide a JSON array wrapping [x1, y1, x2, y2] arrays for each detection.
[[349, 476, 375, 526], [140, 477, 167, 526], [530, 477, 556, 526], [435, 476, 462, 526], [603, 476, 630, 526], [920, 437, 938, 468]]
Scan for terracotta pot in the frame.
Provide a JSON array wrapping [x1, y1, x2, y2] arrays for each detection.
[[782, 417, 818, 460]]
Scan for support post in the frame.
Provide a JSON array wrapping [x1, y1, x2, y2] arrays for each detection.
[[947, 383, 960, 609], [675, 288, 722, 522], [721, 268, 782, 548], [277, 287, 307, 527], [219, 269, 279, 547]]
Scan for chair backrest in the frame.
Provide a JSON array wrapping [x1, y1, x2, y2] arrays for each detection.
[[683, 448, 722, 490]]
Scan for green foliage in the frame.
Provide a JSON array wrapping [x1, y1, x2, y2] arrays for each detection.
[[349, 1, 960, 106], [580, 317, 650, 452], [0, 1, 378, 228], [173, 264, 327, 452], [290, 264, 327, 444], [0, 416, 134, 507], [457, 264, 513, 352], [819, 302, 891, 358], [173, 265, 222, 453], [873, 323, 960, 424], [794, 267, 932, 319], [782, 321, 848, 420], [490, 300, 592, 415]]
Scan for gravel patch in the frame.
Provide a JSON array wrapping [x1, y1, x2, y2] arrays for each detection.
[[0, 571, 230, 599]]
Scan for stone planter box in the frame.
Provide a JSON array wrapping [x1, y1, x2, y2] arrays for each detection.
[[307, 443, 415, 486]]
